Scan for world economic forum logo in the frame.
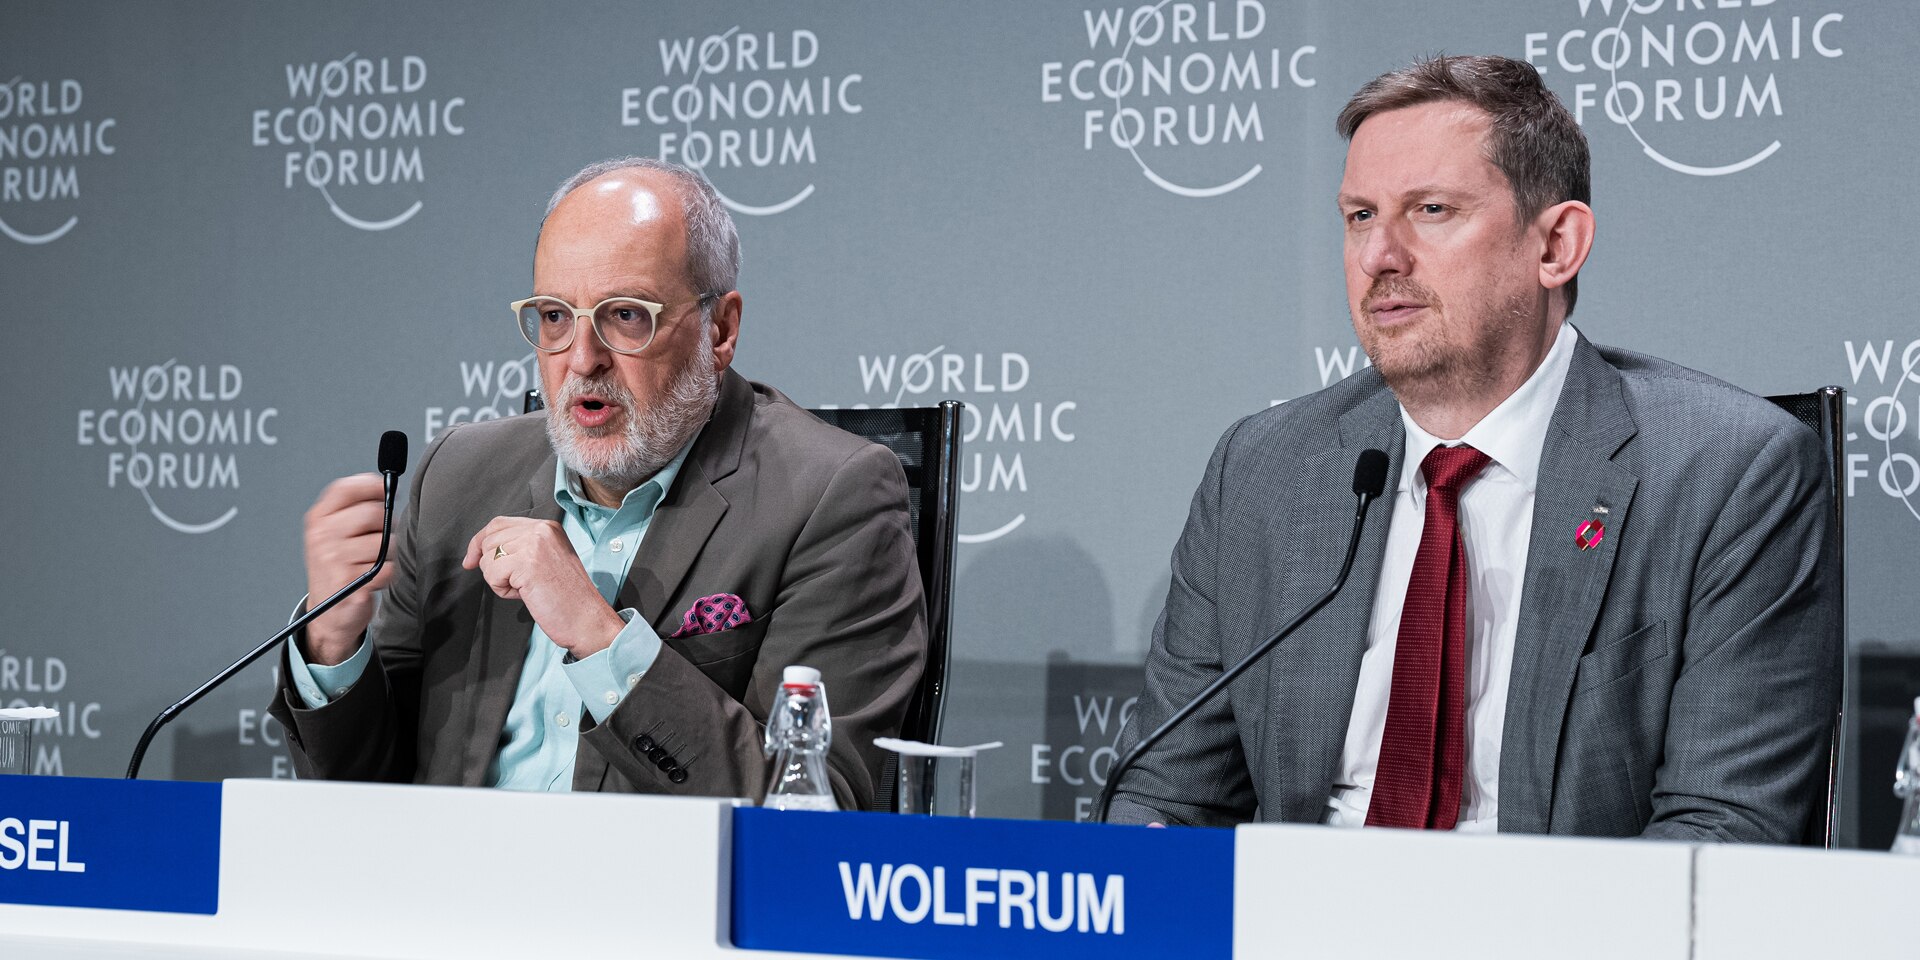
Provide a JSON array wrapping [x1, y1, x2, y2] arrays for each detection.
[[1526, 0, 1846, 177], [825, 345, 1078, 545], [0, 75, 115, 245], [426, 353, 539, 443], [1038, 2, 1320, 198], [619, 25, 864, 216], [249, 52, 466, 231], [75, 360, 280, 535], [1843, 339, 1920, 523], [0, 649, 104, 777]]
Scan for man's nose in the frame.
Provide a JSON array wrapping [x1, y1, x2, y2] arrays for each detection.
[[1357, 218, 1412, 279], [564, 313, 611, 374]]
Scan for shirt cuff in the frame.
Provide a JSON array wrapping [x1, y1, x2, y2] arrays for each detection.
[[563, 608, 663, 724], [286, 633, 371, 709]]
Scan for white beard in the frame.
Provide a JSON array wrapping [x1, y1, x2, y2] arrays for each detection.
[[543, 328, 718, 492]]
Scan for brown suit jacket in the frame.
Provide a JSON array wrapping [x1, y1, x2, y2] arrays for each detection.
[[269, 371, 927, 809]]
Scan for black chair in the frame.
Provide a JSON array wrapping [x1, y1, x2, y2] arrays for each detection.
[[528, 389, 964, 811], [809, 404, 963, 811], [1765, 385, 1846, 847]]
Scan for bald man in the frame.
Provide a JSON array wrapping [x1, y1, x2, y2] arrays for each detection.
[[270, 158, 927, 808]]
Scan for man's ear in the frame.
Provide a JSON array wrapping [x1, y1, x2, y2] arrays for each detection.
[[1537, 200, 1595, 295], [709, 291, 743, 371]]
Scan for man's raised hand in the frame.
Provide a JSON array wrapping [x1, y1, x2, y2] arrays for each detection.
[[463, 517, 625, 660], [300, 474, 395, 666]]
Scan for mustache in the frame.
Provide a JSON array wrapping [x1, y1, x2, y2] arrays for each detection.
[[553, 372, 633, 408], [1361, 277, 1442, 313]]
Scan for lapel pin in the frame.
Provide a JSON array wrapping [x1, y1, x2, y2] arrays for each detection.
[[1576, 504, 1609, 551]]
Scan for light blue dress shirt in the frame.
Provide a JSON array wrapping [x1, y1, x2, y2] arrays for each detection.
[[287, 436, 697, 791]]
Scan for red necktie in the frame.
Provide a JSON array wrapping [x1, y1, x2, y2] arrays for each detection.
[[1367, 445, 1491, 830]]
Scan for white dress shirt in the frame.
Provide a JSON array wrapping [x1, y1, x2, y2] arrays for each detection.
[[1325, 323, 1579, 831]]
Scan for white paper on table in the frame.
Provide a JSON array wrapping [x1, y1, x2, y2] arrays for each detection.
[[873, 737, 1003, 758], [0, 707, 58, 721]]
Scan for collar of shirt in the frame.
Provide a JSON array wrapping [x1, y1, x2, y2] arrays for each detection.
[[1396, 322, 1580, 496], [552, 427, 702, 537]]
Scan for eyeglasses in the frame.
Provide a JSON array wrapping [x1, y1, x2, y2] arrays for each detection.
[[510, 293, 717, 356]]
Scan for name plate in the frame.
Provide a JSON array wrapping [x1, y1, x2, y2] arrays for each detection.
[[0, 775, 221, 915], [731, 808, 1233, 959]]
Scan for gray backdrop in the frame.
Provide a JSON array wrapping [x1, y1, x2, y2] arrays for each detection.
[[1, 1, 1906, 844]]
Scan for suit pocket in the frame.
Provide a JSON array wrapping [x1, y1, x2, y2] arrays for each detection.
[[666, 615, 772, 666], [1574, 620, 1671, 691]]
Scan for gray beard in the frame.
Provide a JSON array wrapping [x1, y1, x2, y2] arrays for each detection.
[[543, 331, 718, 493]]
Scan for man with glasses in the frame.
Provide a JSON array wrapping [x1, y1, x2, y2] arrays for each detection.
[[270, 157, 927, 805]]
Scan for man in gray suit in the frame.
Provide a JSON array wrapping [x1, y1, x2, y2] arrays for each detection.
[[270, 158, 925, 808], [1109, 56, 1838, 842]]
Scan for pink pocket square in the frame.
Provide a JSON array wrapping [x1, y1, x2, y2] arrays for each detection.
[[669, 593, 752, 639]]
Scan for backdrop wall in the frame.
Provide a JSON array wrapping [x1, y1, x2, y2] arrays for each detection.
[[2, 0, 1906, 843]]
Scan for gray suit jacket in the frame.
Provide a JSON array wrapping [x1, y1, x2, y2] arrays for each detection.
[[1111, 338, 1840, 842], [270, 371, 927, 809]]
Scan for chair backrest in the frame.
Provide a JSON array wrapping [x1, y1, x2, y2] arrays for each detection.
[[809, 404, 964, 812], [525, 389, 544, 414], [1764, 386, 1846, 847]]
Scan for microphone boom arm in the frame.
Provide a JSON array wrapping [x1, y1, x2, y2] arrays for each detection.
[[124, 470, 399, 780], [1093, 483, 1380, 824]]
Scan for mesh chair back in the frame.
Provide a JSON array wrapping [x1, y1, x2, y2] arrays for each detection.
[[1764, 386, 1846, 847], [810, 404, 963, 811]]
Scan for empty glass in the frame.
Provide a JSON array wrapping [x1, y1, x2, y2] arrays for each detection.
[[1894, 697, 1920, 855], [0, 718, 33, 775], [0, 708, 56, 776], [898, 754, 978, 817], [877, 739, 1002, 817]]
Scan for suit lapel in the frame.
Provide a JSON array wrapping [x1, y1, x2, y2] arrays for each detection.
[[1267, 386, 1403, 823], [1497, 338, 1638, 832], [618, 369, 752, 633], [622, 460, 729, 633], [460, 463, 564, 786]]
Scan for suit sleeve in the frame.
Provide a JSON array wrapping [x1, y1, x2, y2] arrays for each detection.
[[579, 441, 926, 809], [1109, 420, 1259, 826], [1640, 423, 1841, 843], [267, 432, 448, 783]]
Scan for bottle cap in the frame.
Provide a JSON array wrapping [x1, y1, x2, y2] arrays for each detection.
[[783, 665, 822, 686]]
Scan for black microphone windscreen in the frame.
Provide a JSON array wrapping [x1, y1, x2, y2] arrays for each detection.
[[1352, 449, 1389, 498], [378, 430, 409, 476]]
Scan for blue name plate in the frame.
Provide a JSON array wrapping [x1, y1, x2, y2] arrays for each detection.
[[0, 776, 221, 915], [731, 808, 1233, 959]]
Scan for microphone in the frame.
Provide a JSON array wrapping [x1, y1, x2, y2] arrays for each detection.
[[1093, 448, 1391, 824], [378, 429, 407, 480], [126, 431, 410, 779]]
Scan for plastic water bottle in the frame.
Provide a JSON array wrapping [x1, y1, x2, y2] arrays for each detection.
[[1894, 697, 1920, 855], [762, 665, 838, 811]]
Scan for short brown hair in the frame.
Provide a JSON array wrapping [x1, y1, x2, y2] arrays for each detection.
[[1337, 55, 1591, 316]]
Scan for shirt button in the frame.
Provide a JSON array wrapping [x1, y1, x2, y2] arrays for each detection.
[[604, 691, 619, 706], [333, 688, 348, 697], [556, 713, 571, 728], [627, 673, 642, 688], [610, 539, 624, 553]]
